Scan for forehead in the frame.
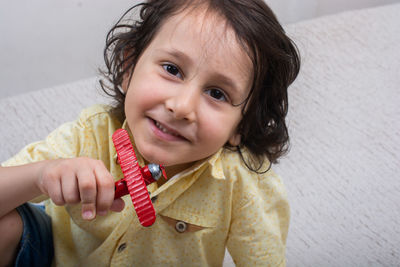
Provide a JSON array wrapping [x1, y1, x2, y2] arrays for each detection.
[[155, 7, 248, 60], [146, 6, 253, 94]]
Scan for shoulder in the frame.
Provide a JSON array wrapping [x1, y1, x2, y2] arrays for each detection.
[[222, 149, 290, 262], [219, 148, 282, 186], [73, 104, 122, 138], [67, 104, 122, 156], [2, 104, 122, 166], [219, 149, 288, 205], [47, 103, 121, 146], [77, 104, 116, 127]]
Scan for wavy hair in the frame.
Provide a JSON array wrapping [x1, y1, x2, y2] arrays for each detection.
[[100, 0, 300, 173]]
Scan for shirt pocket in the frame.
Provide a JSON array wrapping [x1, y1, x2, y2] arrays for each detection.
[[159, 208, 218, 234]]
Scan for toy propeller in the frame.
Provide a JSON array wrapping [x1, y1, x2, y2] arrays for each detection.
[[112, 128, 167, 227]]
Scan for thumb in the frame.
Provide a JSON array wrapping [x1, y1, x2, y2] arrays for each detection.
[[110, 198, 125, 212]]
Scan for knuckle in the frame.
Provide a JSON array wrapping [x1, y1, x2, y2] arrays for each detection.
[[76, 157, 89, 165], [80, 195, 95, 204], [51, 195, 65, 206], [64, 194, 80, 204], [43, 169, 58, 182], [86, 158, 100, 167], [79, 184, 96, 203], [99, 176, 114, 189], [80, 179, 95, 192], [59, 159, 72, 169]]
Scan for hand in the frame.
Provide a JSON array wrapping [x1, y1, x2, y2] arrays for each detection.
[[37, 157, 125, 220]]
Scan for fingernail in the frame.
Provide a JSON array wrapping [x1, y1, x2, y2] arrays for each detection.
[[83, 210, 94, 220]]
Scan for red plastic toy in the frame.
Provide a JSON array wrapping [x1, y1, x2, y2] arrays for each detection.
[[112, 129, 166, 227]]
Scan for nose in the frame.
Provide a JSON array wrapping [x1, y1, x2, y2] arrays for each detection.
[[165, 85, 198, 122]]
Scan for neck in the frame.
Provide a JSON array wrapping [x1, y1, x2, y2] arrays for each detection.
[[157, 163, 193, 187], [164, 162, 194, 180]]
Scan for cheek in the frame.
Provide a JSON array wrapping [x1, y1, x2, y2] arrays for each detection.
[[198, 110, 241, 144], [128, 70, 167, 99], [125, 80, 159, 110]]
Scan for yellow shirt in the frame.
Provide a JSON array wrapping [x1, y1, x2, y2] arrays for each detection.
[[2, 105, 289, 266]]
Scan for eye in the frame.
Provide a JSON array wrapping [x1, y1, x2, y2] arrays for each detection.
[[162, 64, 183, 79], [205, 88, 228, 102]]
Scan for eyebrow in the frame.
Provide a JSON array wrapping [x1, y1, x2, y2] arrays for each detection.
[[156, 48, 194, 66], [212, 73, 241, 95]]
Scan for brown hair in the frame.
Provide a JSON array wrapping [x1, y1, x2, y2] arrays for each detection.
[[100, 0, 300, 173]]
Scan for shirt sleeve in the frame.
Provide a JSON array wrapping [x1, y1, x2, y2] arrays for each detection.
[[1, 105, 112, 202], [2, 118, 90, 165], [226, 169, 290, 266]]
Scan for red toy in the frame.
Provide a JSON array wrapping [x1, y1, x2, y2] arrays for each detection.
[[112, 129, 166, 227]]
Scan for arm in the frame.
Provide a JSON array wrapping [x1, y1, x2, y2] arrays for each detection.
[[226, 171, 290, 266], [0, 162, 44, 217], [1, 105, 127, 220], [0, 158, 125, 220]]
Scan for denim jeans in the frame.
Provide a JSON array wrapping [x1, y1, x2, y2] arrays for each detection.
[[15, 203, 53, 267]]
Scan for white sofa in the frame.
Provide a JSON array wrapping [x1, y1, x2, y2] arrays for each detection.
[[1, 3, 399, 266]]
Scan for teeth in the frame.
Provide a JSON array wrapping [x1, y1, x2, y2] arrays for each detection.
[[155, 121, 179, 136]]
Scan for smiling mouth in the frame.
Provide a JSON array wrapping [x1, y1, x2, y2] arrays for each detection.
[[154, 120, 179, 136], [151, 119, 188, 141]]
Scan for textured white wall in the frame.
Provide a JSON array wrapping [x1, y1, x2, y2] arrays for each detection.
[[0, 0, 139, 98], [266, 0, 399, 23], [1, 0, 399, 98]]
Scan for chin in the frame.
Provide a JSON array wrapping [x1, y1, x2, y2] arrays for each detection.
[[137, 144, 167, 165], [140, 148, 189, 167]]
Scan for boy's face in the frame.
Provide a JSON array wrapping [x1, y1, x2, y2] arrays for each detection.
[[123, 7, 253, 175]]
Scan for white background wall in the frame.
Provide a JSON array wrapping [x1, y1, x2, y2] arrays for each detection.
[[1, 0, 399, 99], [267, 0, 399, 24]]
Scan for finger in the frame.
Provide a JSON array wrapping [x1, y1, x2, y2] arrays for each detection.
[[110, 198, 125, 213], [77, 169, 97, 220], [94, 162, 115, 216], [60, 171, 80, 204], [44, 170, 65, 206]]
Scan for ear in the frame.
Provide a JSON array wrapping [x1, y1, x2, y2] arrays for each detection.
[[228, 133, 241, 146]]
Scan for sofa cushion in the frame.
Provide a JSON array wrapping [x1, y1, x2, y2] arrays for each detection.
[[278, 3, 400, 266]]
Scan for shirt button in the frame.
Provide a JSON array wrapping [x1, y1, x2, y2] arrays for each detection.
[[117, 243, 127, 253], [151, 195, 158, 203], [175, 221, 187, 233]]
